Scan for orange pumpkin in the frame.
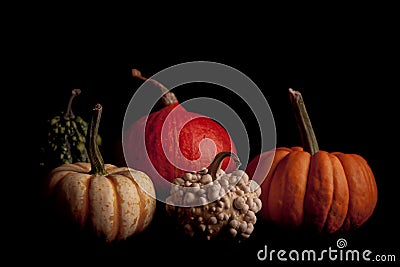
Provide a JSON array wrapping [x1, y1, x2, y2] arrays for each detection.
[[246, 89, 378, 233], [47, 104, 156, 242]]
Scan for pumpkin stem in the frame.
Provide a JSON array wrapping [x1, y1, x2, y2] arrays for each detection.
[[289, 88, 319, 155], [64, 89, 81, 119], [87, 103, 107, 175], [208, 152, 242, 180], [132, 68, 178, 106]]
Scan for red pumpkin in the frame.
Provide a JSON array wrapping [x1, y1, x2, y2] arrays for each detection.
[[122, 69, 237, 196], [246, 89, 378, 233]]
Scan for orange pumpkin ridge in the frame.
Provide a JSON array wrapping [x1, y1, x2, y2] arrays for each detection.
[[322, 153, 349, 233], [268, 150, 310, 227], [304, 151, 336, 232]]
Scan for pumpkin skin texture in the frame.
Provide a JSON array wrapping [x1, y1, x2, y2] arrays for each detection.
[[47, 103, 156, 242], [123, 69, 237, 192], [124, 104, 237, 184], [48, 163, 156, 242], [246, 89, 378, 233]]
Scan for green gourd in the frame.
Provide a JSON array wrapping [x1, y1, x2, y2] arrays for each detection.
[[40, 89, 101, 170]]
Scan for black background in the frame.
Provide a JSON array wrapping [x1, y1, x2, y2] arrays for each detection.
[[12, 7, 399, 266]]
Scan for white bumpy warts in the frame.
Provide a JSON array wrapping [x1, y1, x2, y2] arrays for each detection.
[[166, 167, 262, 241]]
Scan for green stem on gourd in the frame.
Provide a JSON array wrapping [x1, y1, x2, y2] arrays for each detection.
[[88, 103, 107, 175], [64, 89, 81, 119], [207, 152, 242, 180], [289, 88, 319, 155], [132, 68, 178, 106]]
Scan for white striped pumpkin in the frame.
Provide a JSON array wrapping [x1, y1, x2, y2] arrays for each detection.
[[47, 163, 156, 242], [47, 104, 156, 242]]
